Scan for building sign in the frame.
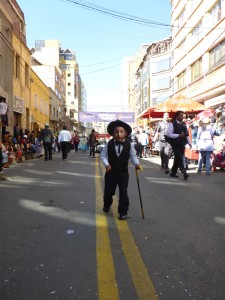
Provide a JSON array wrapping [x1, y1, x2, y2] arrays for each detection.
[[13, 96, 25, 114], [78, 111, 135, 122]]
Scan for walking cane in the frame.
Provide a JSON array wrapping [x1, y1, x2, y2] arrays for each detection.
[[135, 166, 145, 219]]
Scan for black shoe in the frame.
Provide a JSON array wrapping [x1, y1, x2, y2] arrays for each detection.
[[183, 173, 189, 180], [165, 168, 170, 174], [119, 214, 127, 221], [103, 206, 110, 213], [170, 173, 179, 178]]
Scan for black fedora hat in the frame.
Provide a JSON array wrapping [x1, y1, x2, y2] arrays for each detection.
[[107, 119, 132, 136]]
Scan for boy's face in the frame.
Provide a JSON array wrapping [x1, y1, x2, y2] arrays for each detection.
[[113, 126, 127, 141]]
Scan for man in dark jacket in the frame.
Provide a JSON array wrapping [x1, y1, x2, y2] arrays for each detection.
[[39, 123, 54, 161], [167, 111, 191, 180]]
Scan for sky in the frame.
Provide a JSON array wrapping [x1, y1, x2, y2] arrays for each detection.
[[17, 0, 172, 111]]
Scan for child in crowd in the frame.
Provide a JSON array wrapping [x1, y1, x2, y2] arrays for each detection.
[[100, 120, 141, 220]]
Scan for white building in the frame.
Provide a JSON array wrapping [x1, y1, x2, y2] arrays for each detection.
[[171, 0, 225, 108], [134, 38, 172, 116]]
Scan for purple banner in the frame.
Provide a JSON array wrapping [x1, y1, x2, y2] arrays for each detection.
[[78, 111, 135, 122]]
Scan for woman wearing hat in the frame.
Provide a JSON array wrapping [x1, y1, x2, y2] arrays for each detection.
[[100, 120, 141, 220], [196, 117, 215, 175]]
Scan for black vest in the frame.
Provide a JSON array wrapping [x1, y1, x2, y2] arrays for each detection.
[[172, 121, 188, 147], [108, 139, 131, 173]]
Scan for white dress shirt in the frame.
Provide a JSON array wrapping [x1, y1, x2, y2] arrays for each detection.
[[58, 130, 72, 142], [100, 140, 139, 167]]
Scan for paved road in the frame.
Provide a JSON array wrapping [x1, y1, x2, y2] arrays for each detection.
[[0, 151, 224, 300]]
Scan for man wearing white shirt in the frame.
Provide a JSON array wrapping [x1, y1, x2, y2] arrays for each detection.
[[58, 126, 72, 160], [138, 130, 149, 158]]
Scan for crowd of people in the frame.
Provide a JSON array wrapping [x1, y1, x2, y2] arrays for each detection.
[[1, 106, 224, 181], [0, 123, 95, 180]]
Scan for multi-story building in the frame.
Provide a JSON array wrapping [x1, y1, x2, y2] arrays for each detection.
[[30, 68, 49, 133], [31, 44, 66, 131], [134, 38, 172, 120], [0, 0, 31, 135], [121, 45, 150, 115], [171, 0, 225, 108], [60, 49, 79, 131], [0, 1, 13, 138]]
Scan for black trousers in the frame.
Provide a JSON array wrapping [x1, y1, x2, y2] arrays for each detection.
[[90, 145, 95, 157], [61, 141, 70, 159], [0, 148, 3, 172], [104, 171, 129, 215], [43, 142, 52, 160], [171, 146, 186, 175], [74, 142, 79, 152]]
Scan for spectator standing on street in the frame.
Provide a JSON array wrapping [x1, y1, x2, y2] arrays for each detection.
[[58, 126, 72, 160], [39, 124, 54, 161], [167, 111, 191, 180], [73, 132, 80, 152], [155, 112, 171, 173], [196, 118, 214, 175], [89, 129, 96, 158], [138, 130, 148, 158]]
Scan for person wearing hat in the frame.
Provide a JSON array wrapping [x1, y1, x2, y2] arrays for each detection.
[[100, 120, 141, 220], [39, 123, 54, 161], [196, 117, 215, 175]]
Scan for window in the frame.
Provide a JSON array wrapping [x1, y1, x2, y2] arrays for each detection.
[[191, 58, 202, 81], [68, 82, 71, 86], [67, 73, 71, 77], [55, 74, 59, 82], [152, 77, 171, 91], [25, 63, 29, 86], [153, 58, 171, 73], [49, 105, 52, 115], [177, 6, 186, 30], [40, 99, 44, 113], [45, 102, 48, 115], [210, 0, 222, 25], [34, 94, 38, 109], [142, 86, 148, 97], [191, 21, 203, 41], [178, 71, 186, 90], [60, 64, 70, 70], [14, 53, 21, 79], [68, 92, 71, 96], [209, 39, 225, 69]]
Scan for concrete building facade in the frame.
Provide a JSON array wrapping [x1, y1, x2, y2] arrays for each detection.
[[171, 0, 225, 108]]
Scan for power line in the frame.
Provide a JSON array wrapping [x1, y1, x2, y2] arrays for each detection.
[[59, 0, 225, 31]]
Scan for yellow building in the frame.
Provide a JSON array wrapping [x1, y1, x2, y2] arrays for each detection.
[[30, 69, 49, 134], [13, 31, 31, 131]]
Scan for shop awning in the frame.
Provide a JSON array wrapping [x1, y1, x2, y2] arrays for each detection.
[[153, 94, 206, 113]]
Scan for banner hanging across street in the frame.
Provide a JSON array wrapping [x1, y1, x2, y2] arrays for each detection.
[[78, 111, 135, 122]]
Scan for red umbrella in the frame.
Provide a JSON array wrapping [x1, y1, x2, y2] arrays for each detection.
[[196, 109, 215, 120]]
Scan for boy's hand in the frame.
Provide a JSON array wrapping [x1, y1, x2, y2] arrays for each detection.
[[135, 164, 142, 171], [106, 165, 112, 172]]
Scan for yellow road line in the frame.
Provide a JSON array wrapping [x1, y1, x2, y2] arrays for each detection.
[[99, 162, 157, 300], [95, 159, 119, 300]]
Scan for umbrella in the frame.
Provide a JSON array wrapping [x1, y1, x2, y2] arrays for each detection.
[[196, 109, 215, 120], [153, 94, 206, 113]]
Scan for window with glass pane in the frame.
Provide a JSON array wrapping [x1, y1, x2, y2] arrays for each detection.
[[210, 40, 225, 69], [191, 58, 202, 81], [178, 72, 185, 90]]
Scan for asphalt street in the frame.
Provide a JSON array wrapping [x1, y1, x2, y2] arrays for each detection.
[[0, 151, 224, 300]]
